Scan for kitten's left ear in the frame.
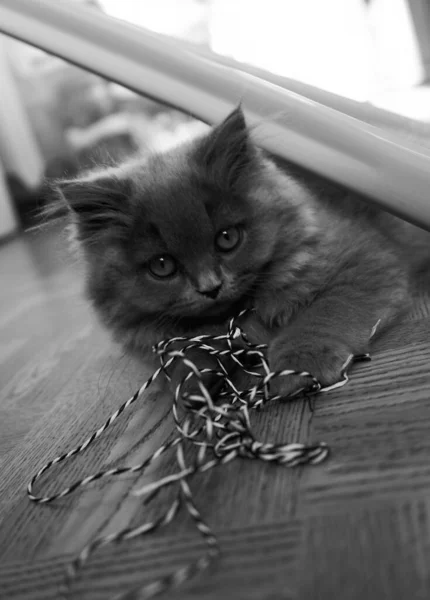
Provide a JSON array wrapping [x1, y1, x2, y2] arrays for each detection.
[[198, 105, 258, 189], [55, 171, 131, 240]]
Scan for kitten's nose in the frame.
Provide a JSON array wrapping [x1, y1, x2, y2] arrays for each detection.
[[198, 283, 222, 300], [196, 271, 223, 299]]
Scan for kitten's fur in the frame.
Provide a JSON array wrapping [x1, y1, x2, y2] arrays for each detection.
[[56, 107, 430, 397]]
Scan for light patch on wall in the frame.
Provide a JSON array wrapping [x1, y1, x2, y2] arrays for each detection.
[[99, 0, 206, 39]]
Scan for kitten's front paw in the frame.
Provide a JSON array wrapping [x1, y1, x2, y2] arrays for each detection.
[[267, 338, 352, 400]]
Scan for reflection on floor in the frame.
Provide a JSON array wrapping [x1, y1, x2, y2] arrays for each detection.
[[0, 225, 430, 600]]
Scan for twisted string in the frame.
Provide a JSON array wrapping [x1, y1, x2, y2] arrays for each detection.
[[27, 310, 379, 600]]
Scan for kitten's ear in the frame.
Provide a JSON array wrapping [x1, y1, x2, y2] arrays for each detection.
[[55, 172, 131, 239], [198, 105, 258, 189]]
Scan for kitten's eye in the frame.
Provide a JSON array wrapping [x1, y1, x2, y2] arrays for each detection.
[[148, 255, 177, 279], [215, 226, 242, 252]]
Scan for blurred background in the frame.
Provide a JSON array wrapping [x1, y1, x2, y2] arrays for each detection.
[[1, 0, 430, 237]]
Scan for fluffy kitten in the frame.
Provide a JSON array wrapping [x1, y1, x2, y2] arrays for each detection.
[[56, 106, 430, 397]]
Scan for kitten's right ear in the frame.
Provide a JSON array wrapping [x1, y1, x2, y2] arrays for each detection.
[[197, 105, 258, 190], [55, 172, 131, 239]]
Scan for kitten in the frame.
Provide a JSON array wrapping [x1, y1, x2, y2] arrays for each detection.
[[55, 106, 430, 397]]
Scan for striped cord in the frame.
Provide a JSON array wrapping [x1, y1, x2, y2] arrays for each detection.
[[27, 310, 378, 599]]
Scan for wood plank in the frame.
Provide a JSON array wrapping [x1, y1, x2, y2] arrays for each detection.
[[1, 226, 430, 600], [299, 501, 430, 600], [0, 521, 302, 600]]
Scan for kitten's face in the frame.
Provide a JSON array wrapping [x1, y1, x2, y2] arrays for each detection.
[[58, 107, 307, 347], [124, 155, 273, 320]]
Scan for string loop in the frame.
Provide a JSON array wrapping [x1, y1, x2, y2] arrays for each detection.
[[27, 309, 378, 599]]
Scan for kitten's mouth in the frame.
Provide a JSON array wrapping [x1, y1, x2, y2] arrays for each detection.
[[175, 297, 246, 327], [200, 301, 232, 317]]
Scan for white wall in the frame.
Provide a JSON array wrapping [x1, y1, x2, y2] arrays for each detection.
[[209, 0, 374, 101], [209, 0, 425, 103]]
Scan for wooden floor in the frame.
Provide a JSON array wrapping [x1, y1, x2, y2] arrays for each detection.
[[1, 225, 430, 600]]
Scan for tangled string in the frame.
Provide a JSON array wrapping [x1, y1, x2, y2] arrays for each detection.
[[27, 309, 376, 600]]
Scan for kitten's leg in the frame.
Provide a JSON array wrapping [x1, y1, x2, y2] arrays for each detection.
[[267, 256, 409, 399]]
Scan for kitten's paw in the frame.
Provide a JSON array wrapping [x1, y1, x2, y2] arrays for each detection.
[[266, 372, 318, 400], [267, 339, 352, 400]]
